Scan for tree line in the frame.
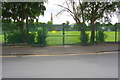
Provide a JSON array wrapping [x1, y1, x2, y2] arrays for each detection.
[[1, 1, 120, 45], [57, 0, 120, 43]]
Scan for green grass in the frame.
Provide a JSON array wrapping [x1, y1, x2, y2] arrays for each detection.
[[0, 35, 4, 42], [47, 31, 119, 45], [0, 31, 119, 45], [47, 31, 81, 45], [104, 31, 119, 42]]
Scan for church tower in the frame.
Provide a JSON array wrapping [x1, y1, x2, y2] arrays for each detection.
[[50, 12, 53, 24]]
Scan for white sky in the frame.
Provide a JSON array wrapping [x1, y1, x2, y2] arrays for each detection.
[[39, 0, 118, 24]]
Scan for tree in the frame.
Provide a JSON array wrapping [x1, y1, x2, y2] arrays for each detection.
[[114, 23, 120, 42], [57, 0, 118, 43], [2, 2, 46, 43], [57, 0, 89, 45], [84, 2, 117, 43], [57, 0, 87, 25], [47, 21, 53, 24], [62, 21, 71, 30]]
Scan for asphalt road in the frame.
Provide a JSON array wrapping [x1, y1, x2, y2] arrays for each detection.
[[2, 52, 118, 78]]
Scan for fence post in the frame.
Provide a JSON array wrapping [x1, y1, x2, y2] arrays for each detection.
[[62, 24, 65, 46], [3, 30, 6, 45], [115, 24, 117, 42]]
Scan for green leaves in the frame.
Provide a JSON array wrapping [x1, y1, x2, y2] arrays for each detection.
[[2, 2, 46, 22], [96, 31, 107, 42], [2, 2, 46, 43]]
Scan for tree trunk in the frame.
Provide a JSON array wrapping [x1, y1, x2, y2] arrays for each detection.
[[26, 15, 29, 42], [90, 21, 95, 43], [26, 16, 29, 34], [19, 22, 26, 43], [77, 22, 86, 45], [90, 4, 96, 43]]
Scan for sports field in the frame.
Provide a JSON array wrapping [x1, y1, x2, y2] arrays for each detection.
[[47, 31, 118, 45], [0, 31, 118, 45]]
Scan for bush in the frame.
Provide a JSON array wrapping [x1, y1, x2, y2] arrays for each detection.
[[80, 31, 89, 45], [6, 32, 22, 44], [36, 27, 48, 46], [7, 32, 36, 44], [27, 33, 35, 44], [96, 31, 107, 42]]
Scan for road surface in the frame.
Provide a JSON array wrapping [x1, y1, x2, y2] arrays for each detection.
[[2, 52, 118, 78]]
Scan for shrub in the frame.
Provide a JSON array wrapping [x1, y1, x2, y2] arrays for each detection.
[[27, 33, 35, 44], [6, 32, 22, 44], [36, 27, 48, 46], [6, 32, 36, 44], [80, 31, 89, 45], [96, 31, 107, 42]]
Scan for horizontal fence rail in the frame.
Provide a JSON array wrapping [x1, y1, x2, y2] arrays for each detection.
[[1, 23, 119, 46]]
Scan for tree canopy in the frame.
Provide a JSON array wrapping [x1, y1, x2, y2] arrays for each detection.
[[57, 0, 119, 43], [2, 2, 46, 43], [2, 2, 46, 22]]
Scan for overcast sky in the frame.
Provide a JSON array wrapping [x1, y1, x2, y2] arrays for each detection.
[[39, 0, 118, 24]]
